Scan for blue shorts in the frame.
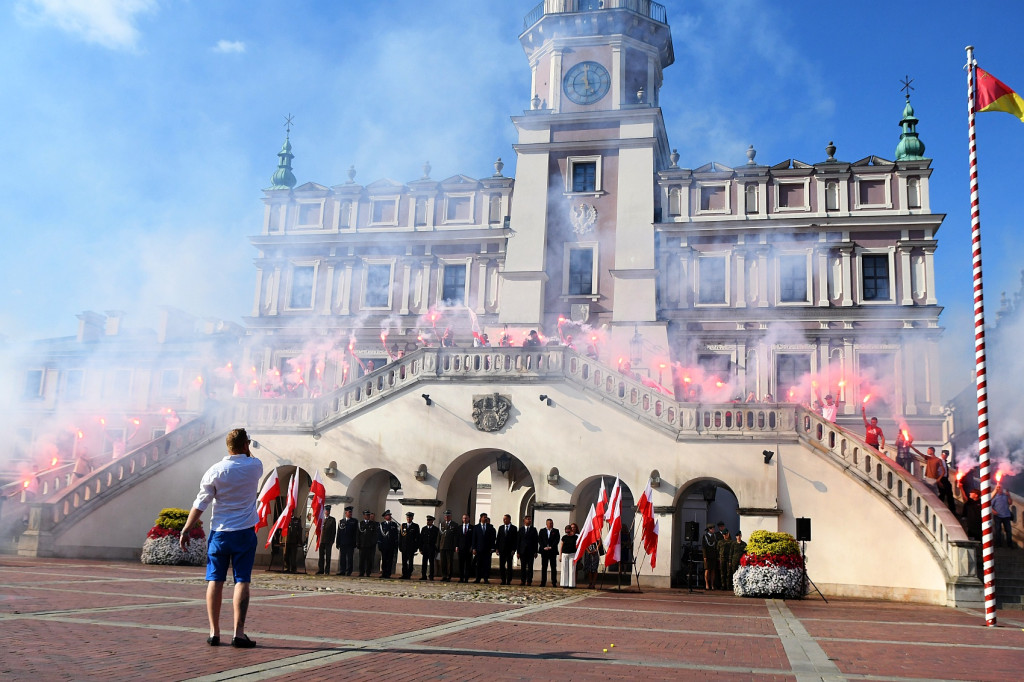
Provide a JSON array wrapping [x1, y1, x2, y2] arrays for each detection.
[[206, 528, 257, 583]]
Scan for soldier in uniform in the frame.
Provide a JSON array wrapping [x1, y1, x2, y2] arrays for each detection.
[[701, 523, 718, 590], [438, 510, 458, 582], [317, 505, 336, 575], [357, 509, 377, 577], [335, 505, 358, 575], [399, 512, 420, 579], [377, 510, 399, 579], [730, 531, 747, 578], [717, 528, 733, 590], [419, 515, 440, 580]]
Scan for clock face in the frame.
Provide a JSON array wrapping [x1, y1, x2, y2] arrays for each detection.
[[563, 61, 611, 105]]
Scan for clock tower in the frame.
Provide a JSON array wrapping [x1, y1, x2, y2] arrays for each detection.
[[501, 0, 674, 366]]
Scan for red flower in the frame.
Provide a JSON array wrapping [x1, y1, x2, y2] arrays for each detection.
[[147, 526, 205, 541], [740, 552, 804, 570]]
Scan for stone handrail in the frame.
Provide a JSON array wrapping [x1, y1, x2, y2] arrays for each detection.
[[232, 347, 797, 441], [19, 411, 228, 554], [796, 408, 978, 585], [525, 0, 667, 29]]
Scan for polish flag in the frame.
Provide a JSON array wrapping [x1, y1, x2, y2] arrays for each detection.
[[254, 469, 280, 532], [645, 520, 660, 568], [604, 478, 622, 567], [310, 469, 327, 551], [573, 504, 601, 564], [638, 478, 658, 568], [265, 473, 298, 548], [594, 478, 608, 529]]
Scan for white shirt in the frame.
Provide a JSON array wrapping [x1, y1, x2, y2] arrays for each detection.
[[191, 454, 263, 532]]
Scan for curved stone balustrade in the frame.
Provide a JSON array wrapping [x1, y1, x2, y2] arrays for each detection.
[[796, 408, 978, 588]]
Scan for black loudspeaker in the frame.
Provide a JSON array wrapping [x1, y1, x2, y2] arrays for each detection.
[[684, 521, 699, 542], [796, 517, 811, 542]]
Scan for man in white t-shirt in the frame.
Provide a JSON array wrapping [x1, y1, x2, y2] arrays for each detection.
[[180, 428, 263, 648]]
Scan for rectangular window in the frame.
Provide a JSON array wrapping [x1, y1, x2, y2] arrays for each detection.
[[488, 195, 502, 224], [338, 201, 352, 228], [862, 254, 890, 301], [779, 255, 808, 303], [160, 369, 180, 398], [697, 354, 731, 382], [567, 247, 595, 295], [825, 181, 840, 211], [446, 196, 471, 222], [700, 186, 726, 211], [371, 199, 396, 224], [907, 178, 921, 208], [64, 369, 84, 400], [414, 198, 427, 226], [297, 203, 321, 226], [776, 354, 811, 399], [24, 369, 44, 400], [779, 183, 804, 208], [364, 263, 392, 308], [572, 162, 597, 192], [442, 264, 467, 304], [859, 179, 886, 206], [744, 184, 757, 214], [105, 369, 132, 400], [289, 265, 315, 309], [697, 256, 727, 304]]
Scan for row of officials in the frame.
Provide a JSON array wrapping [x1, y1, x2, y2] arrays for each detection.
[[316, 505, 566, 585]]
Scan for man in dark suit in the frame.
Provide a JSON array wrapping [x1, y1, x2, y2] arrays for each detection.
[[285, 515, 303, 573], [538, 518, 560, 587], [495, 514, 518, 585], [399, 512, 420, 579], [472, 513, 496, 583], [438, 510, 458, 582], [335, 505, 359, 575], [517, 515, 539, 586], [377, 510, 399, 579], [317, 505, 336, 574], [419, 515, 440, 580], [457, 513, 474, 582], [357, 509, 377, 576]]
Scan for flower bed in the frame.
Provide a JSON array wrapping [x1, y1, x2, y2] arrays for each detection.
[[141, 507, 207, 566], [733, 530, 806, 598]]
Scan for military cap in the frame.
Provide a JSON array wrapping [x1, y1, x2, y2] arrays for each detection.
[[383, 509, 392, 516], [344, 505, 354, 511], [405, 511, 414, 518], [362, 509, 371, 515], [324, 504, 332, 511], [426, 515, 435, 521], [444, 509, 452, 515], [716, 520, 725, 527], [706, 523, 714, 529]]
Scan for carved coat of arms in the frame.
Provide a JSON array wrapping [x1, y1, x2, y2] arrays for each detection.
[[570, 202, 597, 235], [472, 393, 512, 432]]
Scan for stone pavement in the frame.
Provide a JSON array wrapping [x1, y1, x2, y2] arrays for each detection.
[[0, 557, 1021, 681]]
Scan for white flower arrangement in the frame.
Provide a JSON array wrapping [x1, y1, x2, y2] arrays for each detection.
[[733, 564, 806, 598], [141, 534, 207, 566]]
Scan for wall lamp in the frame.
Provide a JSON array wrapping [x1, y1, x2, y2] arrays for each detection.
[[650, 469, 661, 488], [324, 460, 337, 476], [763, 449, 775, 464], [547, 467, 560, 486], [415, 464, 428, 482], [422, 394, 432, 406], [539, 394, 552, 406]]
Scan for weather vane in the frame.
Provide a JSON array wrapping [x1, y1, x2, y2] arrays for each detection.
[[284, 113, 295, 136], [900, 75, 915, 98]]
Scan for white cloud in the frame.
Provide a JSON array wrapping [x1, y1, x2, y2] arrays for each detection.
[[213, 39, 245, 54], [16, 0, 157, 49]]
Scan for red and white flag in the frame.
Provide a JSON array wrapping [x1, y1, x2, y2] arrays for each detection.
[[638, 478, 658, 569], [604, 477, 622, 567], [310, 469, 327, 551], [573, 503, 601, 564], [254, 468, 280, 532], [265, 473, 298, 548], [645, 520, 660, 568], [594, 478, 608, 529]]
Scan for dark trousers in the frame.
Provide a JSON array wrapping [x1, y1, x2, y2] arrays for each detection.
[[338, 545, 355, 575], [475, 551, 492, 580], [498, 552, 515, 584], [519, 554, 536, 585], [401, 550, 416, 578], [539, 552, 557, 586], [459, 550, 473, 581], [995, 516, 1013, 547], [421, 551, 435, 579], [359, 547, 375, 576], [440, 550, 455, 580], [380, 548, 396, 577], [318, 544, 332, 574]]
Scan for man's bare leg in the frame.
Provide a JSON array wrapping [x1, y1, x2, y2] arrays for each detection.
[[206, 581, 224, 637], [232, 582, 251, 638]]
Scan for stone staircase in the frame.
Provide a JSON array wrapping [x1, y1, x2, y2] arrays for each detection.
[[995, 547, 1024, 610]]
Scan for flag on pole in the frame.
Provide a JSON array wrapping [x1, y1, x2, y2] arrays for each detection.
[[265, 473, 298, 548], [976, 68, 1024, 122], [594, 477, 608, 529], [604, 478, 622, 567], [573, 503, 601, 564], [646, 520, 660, 568], [637, 478, 658, 569], [309, 469, 326, 551], [254, 468, 280, 532]]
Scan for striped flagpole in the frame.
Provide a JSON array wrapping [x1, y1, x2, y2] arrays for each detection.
[[965, 45, 997, 626]]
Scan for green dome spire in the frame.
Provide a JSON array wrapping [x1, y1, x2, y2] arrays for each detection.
[[270, 115, 297, 189], [895, 95, 927, 161]]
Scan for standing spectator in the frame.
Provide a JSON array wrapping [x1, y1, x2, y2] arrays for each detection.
[[496, 514, 518, 585], [317, 505, 336, 575], [438, 510, 458, 582], [538, 519, 560, 587], [285, 515, 303, 573], [357, 509, 377, 576], [959, 482, 983, 542], [335, 506, 358, 575], [992, 483, 1014, 548], [456, 513, 474, 583], [701, 523, 718, 590], [517, 516, 539, 586], [559, 524, 577, 588], [730, 531, 747, 580], [936, 452, 957, 514], [717, 529, 734, 590], [472, 513, 496, 583], [818, 394, 838, 423], [861, 405, 885, 450], [918, 447, 946, 495], [419, 515, 439, 580], [582, 538, 602, 589], [179, 427, 262, 648], [894, 430, 913, 471], [399, 512, 420, 579], [377, 510, 399, 579]]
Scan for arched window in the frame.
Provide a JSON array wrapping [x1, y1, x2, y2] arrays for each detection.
[[907, 177, 921, 209], [744, 183, 758, 214], [825, 181, 839, 211]]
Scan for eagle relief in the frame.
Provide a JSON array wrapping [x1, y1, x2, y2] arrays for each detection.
[[570, 202, 597, 236], [472, 393, 512, 432]]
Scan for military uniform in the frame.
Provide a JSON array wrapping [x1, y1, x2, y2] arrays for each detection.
[[730, 536, 747, 577], [399, 514, 421, 579], [419, 517, 440, 580], [285, 516, 303, 573], [717, 532, 733, 589], [357, 511, 378, 576], [377, 512, 399, 578], [335, 506, 359, 575], [317, 506, 336, 574], [701, 525, 718, 589], [437, 511, 458, 581]]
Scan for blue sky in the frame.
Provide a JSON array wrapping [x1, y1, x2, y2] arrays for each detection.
[[2, 0, 1023, 400]]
